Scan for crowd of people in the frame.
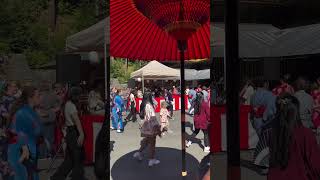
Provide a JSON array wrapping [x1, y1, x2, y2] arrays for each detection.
[[240, 74, 320, 179], [0, 79, 105, 180], [109, 82, 213, 176]]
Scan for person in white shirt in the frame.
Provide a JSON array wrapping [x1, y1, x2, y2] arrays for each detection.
[[202, 86, 209, 103], [294, 77, 314, 128], [240, 79, 255, 105], [51, 87, 86, 180]]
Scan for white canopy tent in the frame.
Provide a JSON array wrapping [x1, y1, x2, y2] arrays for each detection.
[[131, 60, 180, 92], [131, 60, 179, 80]]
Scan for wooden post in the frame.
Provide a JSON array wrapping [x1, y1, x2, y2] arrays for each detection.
[[225, 0, 241, 179]]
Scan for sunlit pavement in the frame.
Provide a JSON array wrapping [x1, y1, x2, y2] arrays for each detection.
[[38, 111, 266, 180], [109, 111, 267, 180]]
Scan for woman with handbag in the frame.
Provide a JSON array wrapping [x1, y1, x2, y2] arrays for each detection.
[[133, 92, 161, 167]]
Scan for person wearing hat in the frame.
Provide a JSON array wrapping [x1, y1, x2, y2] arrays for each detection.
[[50, 87, 86, 180]]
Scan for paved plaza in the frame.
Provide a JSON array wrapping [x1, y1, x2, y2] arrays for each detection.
[[109, 111, 266, 180], [38, 111, 266, 180]]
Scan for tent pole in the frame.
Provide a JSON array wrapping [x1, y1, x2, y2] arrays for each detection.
[[142, 76, 144, 94]]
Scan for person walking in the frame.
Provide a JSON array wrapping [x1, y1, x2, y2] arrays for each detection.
[[164, 89, 174, 118], [125, 90, 137, 122], [268, 94, 320, 180], [250, 80, 277, 136], [240, 79, 255, 105], [50, 87, 86, 180], [7, 86, 42, 180], [133, 92, 161, 167], [186, 92, 211, 153], [202, 86, 209, 103], [188, 87, 197, 115], [0, 81, 18, 128], [111, 90, 124, 133], [37, 81, 60, 159], [294, 77, 314, 129], [272, 74, 294, 96], [160, 101, 171, 136]]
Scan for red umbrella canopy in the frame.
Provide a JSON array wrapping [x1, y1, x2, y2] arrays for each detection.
[[110, 0, 210, 61]]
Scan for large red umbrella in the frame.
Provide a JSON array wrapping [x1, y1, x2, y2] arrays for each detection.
[[110, 0, 210, 61], [110, 0, 210, 177]]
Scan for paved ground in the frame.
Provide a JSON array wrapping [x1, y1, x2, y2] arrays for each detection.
[[38, 111, 267, 180], [110, 111, 267, 180]]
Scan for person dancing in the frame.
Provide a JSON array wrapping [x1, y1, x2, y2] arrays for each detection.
[[7, 86, 42, 180], [133, 92, 161, 167], [125, 90, 137, 123], [111, 90, 124, 133], [186, 92, 210, 153], [50, 87, 86, 180], [268, 94, 320, 180]]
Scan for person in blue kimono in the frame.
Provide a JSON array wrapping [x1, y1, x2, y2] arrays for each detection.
[[7, 86, 43, 180], [111, 90, 124, 133], [251, 80, 276, 136]]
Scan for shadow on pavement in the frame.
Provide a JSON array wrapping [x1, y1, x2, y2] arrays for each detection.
[[185, 121, 194, 130], [111, 147, 200, 180], [240, 159, 268, 176]]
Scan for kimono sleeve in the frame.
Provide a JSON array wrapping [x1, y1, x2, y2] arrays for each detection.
[[14, 112, 29, 146]]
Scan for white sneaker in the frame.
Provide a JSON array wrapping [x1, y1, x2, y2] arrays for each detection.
[[204, 146, 210, 153], [148, 159, 160, 167], [186, 141, 192, 148], [110, 127, 115, 130], [117, 129, 122, 133], [133, 152, 143, 161]]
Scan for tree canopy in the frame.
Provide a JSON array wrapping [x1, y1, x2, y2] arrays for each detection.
[[0, 0, 108, 68]]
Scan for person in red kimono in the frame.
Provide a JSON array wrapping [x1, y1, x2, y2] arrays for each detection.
[[272, 74, 294, 96], [268, 93, 320, 180], [311, 77, 320, 129], [186, 92, 210, 153]]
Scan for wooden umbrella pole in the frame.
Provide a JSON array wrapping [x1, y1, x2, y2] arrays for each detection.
[[225, 0, 240, 178], [179, 41, 187, 178]]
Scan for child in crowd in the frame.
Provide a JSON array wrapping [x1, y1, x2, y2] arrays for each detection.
[[160, 101, 171, 136]]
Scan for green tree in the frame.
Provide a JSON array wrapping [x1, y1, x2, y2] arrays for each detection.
[[0, 0, 107, 68], [111, 58, 142, 84]]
